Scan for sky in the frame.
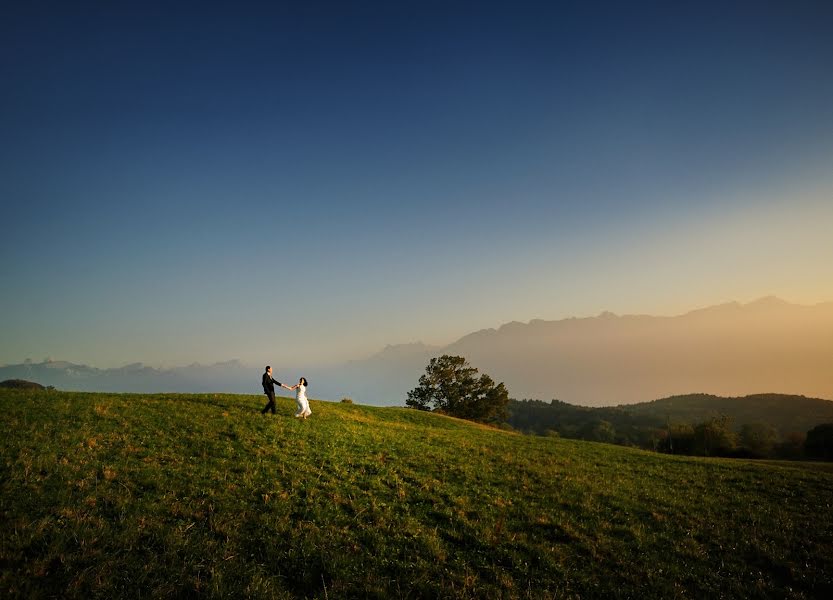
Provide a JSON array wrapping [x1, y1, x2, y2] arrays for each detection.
[[2, 0, 833, 369]]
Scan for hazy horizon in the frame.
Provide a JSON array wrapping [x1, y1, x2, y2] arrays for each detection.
[[4, 295, 832, 370], [4, 297, 833, 408], [3, 2, 833, 370]]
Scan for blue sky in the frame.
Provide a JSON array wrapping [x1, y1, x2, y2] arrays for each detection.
[[2, 1, 833, 368]]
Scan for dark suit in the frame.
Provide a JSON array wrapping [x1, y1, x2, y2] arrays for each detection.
[[261, 372, 282, 414]]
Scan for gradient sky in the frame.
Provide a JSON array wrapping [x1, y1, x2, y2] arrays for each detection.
[[2, 1, 833, 368]]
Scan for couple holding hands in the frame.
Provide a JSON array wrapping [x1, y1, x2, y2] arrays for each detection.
[[261, 366, 311, 419]]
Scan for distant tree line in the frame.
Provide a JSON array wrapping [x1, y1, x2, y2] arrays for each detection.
[[507, 398, 833, 461], [507, 399, 668, 447]]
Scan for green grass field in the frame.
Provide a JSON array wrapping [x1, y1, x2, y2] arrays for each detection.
[[2, 390, 832, 599]]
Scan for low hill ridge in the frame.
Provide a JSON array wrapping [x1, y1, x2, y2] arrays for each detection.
[[508, 393, 833, 449], [627, 393, 833, 434]]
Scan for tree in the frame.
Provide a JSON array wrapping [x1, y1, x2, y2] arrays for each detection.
[[578, 419, 616, 443], [776, 431, 806, 460], [692, 416, 737, 456], [406, 355, 509, 424], [739, 422, 778, 458], [805, 423, 833, 460], [657, 423, 695, 454]]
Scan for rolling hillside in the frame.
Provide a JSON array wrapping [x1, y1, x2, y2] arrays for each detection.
[[2, 389, 832, 598]]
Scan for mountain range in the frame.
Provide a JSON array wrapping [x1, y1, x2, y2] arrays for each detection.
[[3, 297, 832, 406]]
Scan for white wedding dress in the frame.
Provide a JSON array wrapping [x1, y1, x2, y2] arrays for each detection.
[[295, 384, 311, 418]]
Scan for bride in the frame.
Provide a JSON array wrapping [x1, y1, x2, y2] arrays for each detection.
[[287, 377, 311, 419]]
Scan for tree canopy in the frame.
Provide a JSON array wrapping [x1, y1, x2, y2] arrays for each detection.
[[805, 423, 833, 460], [406, 355, 509, 424]]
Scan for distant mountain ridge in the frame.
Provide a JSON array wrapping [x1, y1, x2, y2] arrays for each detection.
[[4, 297, 832, 405], [336, 297, 833, 405], [440, 297, 833, 406], [0, 359, 262, 395]]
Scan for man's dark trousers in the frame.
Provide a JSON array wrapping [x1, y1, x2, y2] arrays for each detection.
[[262, 391, 276, 414], [261, 371, 281, 414]]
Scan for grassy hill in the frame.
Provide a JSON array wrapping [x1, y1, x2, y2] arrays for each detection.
[[2, 390, 832, 598]]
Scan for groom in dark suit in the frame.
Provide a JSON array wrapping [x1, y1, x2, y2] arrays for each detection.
[[261, 365, 283, 414]]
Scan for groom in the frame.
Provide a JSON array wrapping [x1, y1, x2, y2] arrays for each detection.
[[261, 365, 284, 415]]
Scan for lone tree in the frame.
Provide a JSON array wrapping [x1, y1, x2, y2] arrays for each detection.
[[406, 355, 509, 424]]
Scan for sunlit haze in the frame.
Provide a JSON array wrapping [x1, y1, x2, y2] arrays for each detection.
[[2, 1, 832, 370]]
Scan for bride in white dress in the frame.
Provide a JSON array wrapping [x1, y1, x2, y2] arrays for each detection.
[[288, 377, 311, 419]]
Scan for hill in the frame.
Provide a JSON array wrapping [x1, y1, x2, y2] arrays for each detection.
[[508, 393, 833, 446], [1, 389, 832, 598], [0, 379, 45, 390], [626, 393, 833, 435]]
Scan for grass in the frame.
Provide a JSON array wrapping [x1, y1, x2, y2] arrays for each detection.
[[1, 389, 832, 599]]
